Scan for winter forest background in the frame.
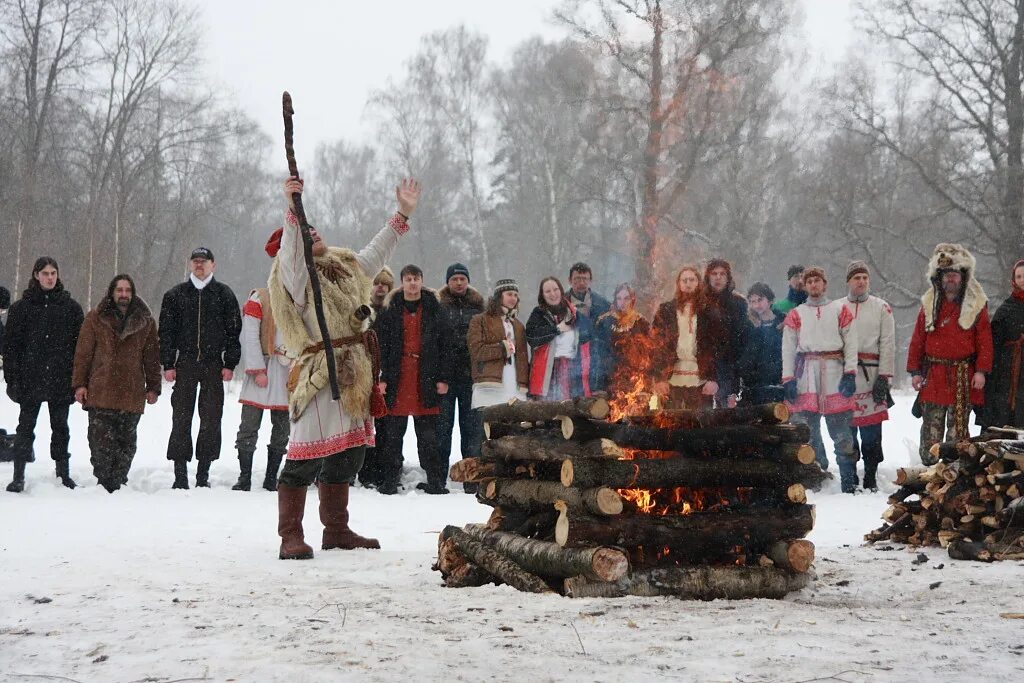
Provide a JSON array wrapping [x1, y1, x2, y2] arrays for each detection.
[[1, 0, 1023, 375]]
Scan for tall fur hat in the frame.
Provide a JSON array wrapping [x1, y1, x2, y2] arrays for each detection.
[[922, 243, 987, 331]]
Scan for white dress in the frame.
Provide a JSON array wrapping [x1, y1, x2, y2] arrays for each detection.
[[238, 291, 290, 411]]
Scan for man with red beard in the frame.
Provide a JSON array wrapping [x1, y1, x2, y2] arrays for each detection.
[[908, 244, 993, 465], [702, 259, 752, 408], [652, 266, 716, 410]]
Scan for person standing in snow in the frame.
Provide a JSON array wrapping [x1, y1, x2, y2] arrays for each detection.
[[843, 261, 896, 491], [773, 265, 808, 316], [526, 276, 596, 401], [230, 242, 291, 492], [737, 282, 785, 406], [159, 247, 242, 489], [781, 266, 860, 492], [357, 266, 396, 490], [436, 263, 485, 487], [651, 266, 715, 410], [376, 265, 452, 495], [72, 275, 161, 492], [566, 262, 611, 391], [702, 259, 752, 407], [908, 244, 993, 465], [3, 257, 84, 492], [594, 283, 651, 393], [271, 176, 418, 559], [980, 260, 1024, 430]]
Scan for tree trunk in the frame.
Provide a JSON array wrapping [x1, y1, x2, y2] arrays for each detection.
[[483, 479, 623, 516], [947, 539, 994, 562], [483, 422, 557, 440], [462, 524, 629, 582], [560, 454, 828, 490], [482, 435, 624, 462], [481, 397, 610, 423], [554, 504, 815, 552], [450, 457, 560, 483], [563, 565, 812, 599], [559, 417, 809, 451], [440, 526, 554, 593], [626, 403, 790, 429]]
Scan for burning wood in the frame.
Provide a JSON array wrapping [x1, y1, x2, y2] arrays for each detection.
[[865, 427, 1024, 561], [435, 397, 822, 599]]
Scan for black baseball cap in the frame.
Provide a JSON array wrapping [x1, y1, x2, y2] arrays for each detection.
[[190, 247, 214, 262]]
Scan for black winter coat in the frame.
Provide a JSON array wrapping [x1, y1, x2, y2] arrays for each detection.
[[438, 286, 485, 383], [158, 279, 242, 371], [0, 285, 10, 355], [701, 289, 752, 395], [738, 312, 785, 394], [4, 283, 85, 404], [981, 294, 1024, 428], [378, 289, 451, 410]]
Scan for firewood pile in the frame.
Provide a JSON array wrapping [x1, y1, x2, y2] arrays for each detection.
[[865, 427, 1024, 562], [433, 397, 827, 599]]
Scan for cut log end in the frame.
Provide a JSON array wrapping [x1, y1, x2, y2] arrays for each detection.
[[591, 547, 630, 582], [560, 459, 574, 488], [767, 539, 815, 573], [796, 444, 817, 466], [773, 403, 791, 423], [595, 487, 624, 515], [787, 483, 807, 504]]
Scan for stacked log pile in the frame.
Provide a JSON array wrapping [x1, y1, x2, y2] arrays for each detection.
[[865, 427, 1024, 562], [434, 398, 826, 599]]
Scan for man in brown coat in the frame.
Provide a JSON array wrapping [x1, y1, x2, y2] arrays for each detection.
[[73, 274, 161, 492]]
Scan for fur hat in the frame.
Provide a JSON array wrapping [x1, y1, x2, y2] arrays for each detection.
[[374, 266, 395, 288], [846, 260, 869, 281], [802, 266, 827, 284], [922, 243, 987, 331]]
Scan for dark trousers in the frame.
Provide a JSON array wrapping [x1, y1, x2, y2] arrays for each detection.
[[358, 417, 390, 486], [88, 408, 142, 486], [279, 446, 366, 487], [437, 377, 482, 462], [851, 423, 884, 468], [167, 360, 224, 462], [381, 414, 444, 485], [15, 400, 71, 460], [234, 404, 289, 457]]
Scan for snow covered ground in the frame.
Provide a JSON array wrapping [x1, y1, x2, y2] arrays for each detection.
[[1, 391, 1022, 682]]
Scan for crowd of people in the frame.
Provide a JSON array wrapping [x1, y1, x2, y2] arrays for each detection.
[[1, 177, 1022, 559]]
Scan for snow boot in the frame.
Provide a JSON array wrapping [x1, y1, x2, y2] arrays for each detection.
[[417, 480, 450, 495], [195, 459, 211, 488], [6, 456, 26, 493], [54, 457, 76, 490], [862, 465, 878, 492], [319, 482, 380, 550], [263, 447, 284, 491], [171, 459, 189, 490], [278, 484, 314, 560], [232, 451, 253, 491]]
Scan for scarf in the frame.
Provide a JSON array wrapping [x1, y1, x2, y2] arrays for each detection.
[[190, 273, 213, 290]]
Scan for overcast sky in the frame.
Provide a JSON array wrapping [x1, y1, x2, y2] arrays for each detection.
[[200, 0, 855, 168]]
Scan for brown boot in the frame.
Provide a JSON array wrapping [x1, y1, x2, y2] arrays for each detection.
[[277, 485, 314, 560], [319, 482, 380, 550]]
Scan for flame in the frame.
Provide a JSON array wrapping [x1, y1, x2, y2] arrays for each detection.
[[616, 485, 747, 516]]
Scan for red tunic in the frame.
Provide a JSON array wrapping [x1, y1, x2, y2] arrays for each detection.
[[391, 305, 440, 417], [907, 301, 994, 406]]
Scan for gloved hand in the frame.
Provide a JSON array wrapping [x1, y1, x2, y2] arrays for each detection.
[[783, 379, 798, 403], [838, 373, 857, 398], [871, 375, 890, 404]]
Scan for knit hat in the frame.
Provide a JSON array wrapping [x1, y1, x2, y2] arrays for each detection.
[[787, 264, 805, 280], [374, 266, 395, 288], [846, 260, 869, 281], [802, 266, 827, 284], [747, 282, 775, 301], [446, 263, 470, 283], [190, 247, 214, 262], [494, 279, 519, 296]]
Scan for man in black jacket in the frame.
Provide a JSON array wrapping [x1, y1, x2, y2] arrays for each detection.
[[436, 263, 484, 488], [159, 247, 242, 489], [703, 259, 752, 408], [4, 258, 84, 492], [738, 282, 786, 405]]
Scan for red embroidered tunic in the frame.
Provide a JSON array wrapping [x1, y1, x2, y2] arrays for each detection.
[[391, 305, 440, 416], [907, 301, 994, 406]]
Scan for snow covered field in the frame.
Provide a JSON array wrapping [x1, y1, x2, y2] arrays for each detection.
[[1, 391, 1022, 682]]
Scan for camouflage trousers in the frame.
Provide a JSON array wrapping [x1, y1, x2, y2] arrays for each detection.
[[919, 403, 968, 465], [88, 408, 142, 489]]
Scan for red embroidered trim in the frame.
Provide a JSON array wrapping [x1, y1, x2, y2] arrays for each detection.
[[853, 411, 888, 426], [838, 304, 854, 329], [239, 399, 288, 411], [242, 300, 263, 319], [388, 213, 410, 235], [285, 210, 299, 227], [783, 309, 801, 330], [244, 368, 267, 376], [286, 421, 375, 460], [788, 391, 854, 415]]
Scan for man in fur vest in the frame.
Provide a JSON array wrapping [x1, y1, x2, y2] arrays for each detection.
[[231, 249, 291, 491], [908, 244, 993, 465], [781, 266, 860, 492], [73, 274, 161, 492], [844, 261, 896, 491], [270, 176, 419, 560], [436, 263, 485, 483]]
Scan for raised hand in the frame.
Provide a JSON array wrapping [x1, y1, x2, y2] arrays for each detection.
[[284, 176, 304, 212], [396, 178, 422, 217]]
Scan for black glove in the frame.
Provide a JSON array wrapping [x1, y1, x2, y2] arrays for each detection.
[[871, 375, 890, 404], [838, 373, 857, 398], [784, 379, 798, 403]]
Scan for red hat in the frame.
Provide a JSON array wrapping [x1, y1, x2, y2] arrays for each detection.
[[265, 228, 284, 258]]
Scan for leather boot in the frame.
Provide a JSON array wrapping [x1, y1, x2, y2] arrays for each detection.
[[54, 457, 76, 489], [6, 456, 26, 493], [232, 452, 253, 491], [172, 460, 189, 489], [195, 459, 211, 488], [278, 484, 314, 560], [319, 482, 380, 550], [863, 463, 878, 492], [263, 448, 284, 491]]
